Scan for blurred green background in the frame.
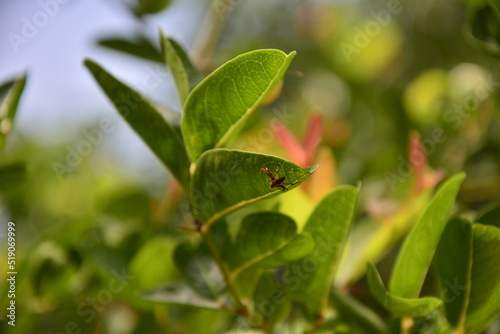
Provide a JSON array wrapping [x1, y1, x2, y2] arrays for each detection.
[[1, 0, 500, 333]]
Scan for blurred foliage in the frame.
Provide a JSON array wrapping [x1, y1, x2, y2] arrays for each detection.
[[1, 0, 500, 333]]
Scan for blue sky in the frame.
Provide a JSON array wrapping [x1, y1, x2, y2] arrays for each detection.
[[0, 0, 205, 189]]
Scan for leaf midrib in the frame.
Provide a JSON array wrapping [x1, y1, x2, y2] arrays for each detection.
[[201, 172, 310, 232], [229, 237, 292, 281], [214, 56, 290, 149]]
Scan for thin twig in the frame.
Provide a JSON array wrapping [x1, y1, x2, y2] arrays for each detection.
[[191, 0, 236, 73]]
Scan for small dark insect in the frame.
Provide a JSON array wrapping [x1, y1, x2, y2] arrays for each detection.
[[261, 166, 298, 191]]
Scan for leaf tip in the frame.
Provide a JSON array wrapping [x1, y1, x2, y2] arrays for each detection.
[[306, 164, 319, 174], [158, 27, 166, 38], [288, 50, 298, 59], [83, 58, 96, 69]]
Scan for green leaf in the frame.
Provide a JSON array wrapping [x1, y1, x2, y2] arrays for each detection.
[[141, 283, 222, 310], [135, 0, 171, 15], [257, 233, 314, 267], [160, 32, 190, 106], [436, 217, 472, 328], [181, 49, 296, 161], [191, 149, 316, 226], [129, 237, 178, 289], [173, 241, 225, 300], [389, 173, 465, 298], [98, 36, 163, 63], [208, 213, 313, 306], [84, 59, 191, 189], [0, 74, 27, 151], [233, 267, 265, 303], [474, 201, 500, 227], [288, 186, 359, 316], [336, 189, 432, 285], [253, 270, 291, 327], [367, 263, 443, 318], [491, 0, 500, 15], [464, 223, 500, 333], [227, 213, 308, 279], [330, 289, 386, 334], [437, 218, 500, 333], [0, 162, 26, 190], [159, 34, 201, 91], [0, 79, 16, 100], [467, 4, 500, 58]]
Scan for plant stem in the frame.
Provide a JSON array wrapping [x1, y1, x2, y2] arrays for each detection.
[[201, 228, 248, 313], [202, 224, 276, 334]]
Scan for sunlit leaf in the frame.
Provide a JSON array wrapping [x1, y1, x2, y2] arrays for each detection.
[[191, 149, 316, 226], [181, 49, 296, 161], [227, 213, 311, 279], [159, 33, 201, 90], [288, 186, 359, 316], [389, 173, 465, 298], [161, 32, 190, 106], [336, 189, 432, 286]]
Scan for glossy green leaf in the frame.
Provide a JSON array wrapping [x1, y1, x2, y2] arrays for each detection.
[[191, 149, 316, 226], [135, 0, 171, 15], [436, 217, 472, 328], [158, 35, 202, 90], [141, 283, 222, 310], [181, 49, 296, 161], [98, 36, 163, 63], [257, 233, 314, 267], [464, 223, 500, 333], [161, 32, 190, 106], [288, 186, 359, 316], [336, 190, 432, 286], [330, 289, 386, 334], [173, 241, 225, 300], [227, 213, 309, 279], [253, 270, 291, 327], [367, 263, 443, 317], [389, 173, 465, 298], [84, 59, 191, 189], [0, 74, 27, 151], [437, 218, 500, 333]]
